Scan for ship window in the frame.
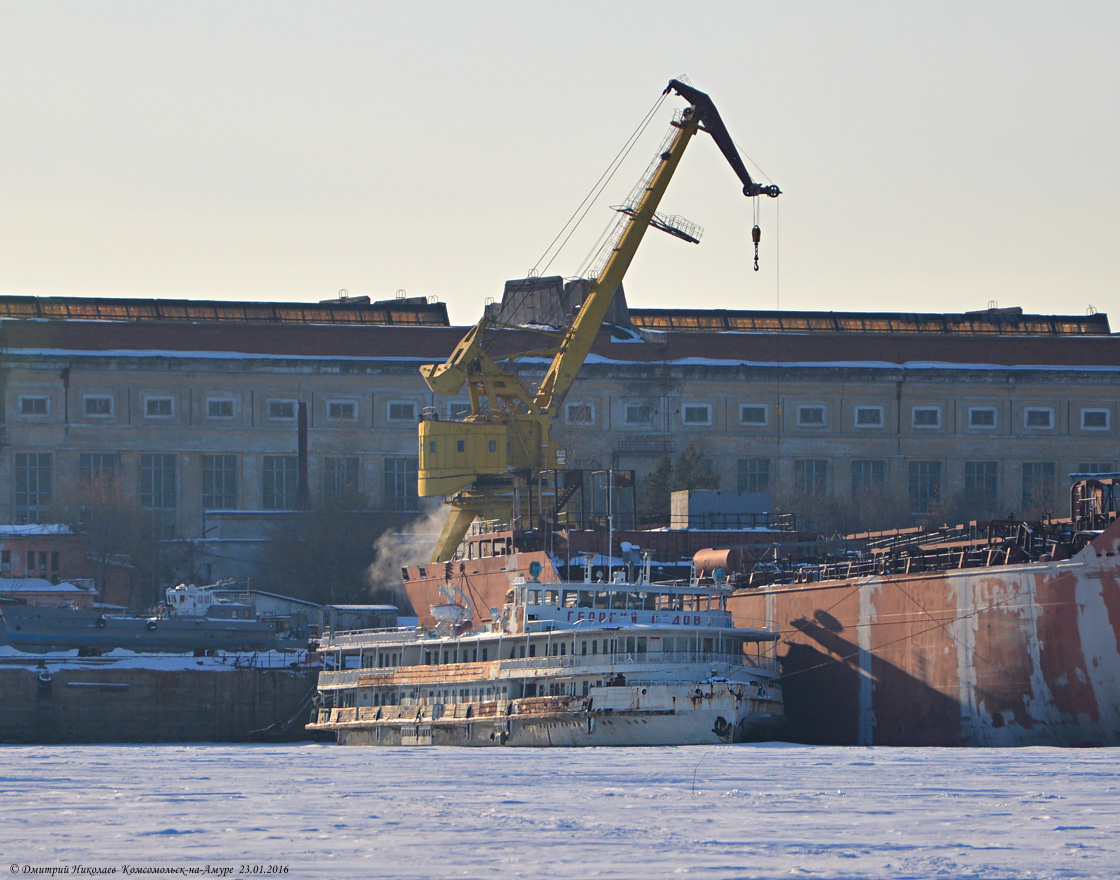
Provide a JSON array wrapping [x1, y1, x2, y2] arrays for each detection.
[[560, 643, 566, 655], [544, 590, 558, 605], [481, 647, 487, 661], [578, 591, 593, 608], [456, 440, 465, 452], [591, 640, 598, 655], [581, 641, 587, 655], [528, 644, 536, 657], [562, 591, 579, 608]]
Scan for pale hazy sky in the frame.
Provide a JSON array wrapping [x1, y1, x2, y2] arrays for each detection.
[[2, 1, 1116, 325]]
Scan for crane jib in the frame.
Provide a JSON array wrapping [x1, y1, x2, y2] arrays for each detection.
[[416, 80, 781, 562]]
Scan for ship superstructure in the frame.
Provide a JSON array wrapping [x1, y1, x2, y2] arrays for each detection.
[[309, 563, 783, 747]]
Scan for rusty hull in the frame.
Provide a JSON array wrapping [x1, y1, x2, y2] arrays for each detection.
[[729, 518, 1120, 746]]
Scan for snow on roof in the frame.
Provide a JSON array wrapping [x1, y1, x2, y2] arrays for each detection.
[[0, 523, 73, 536], [0, 577, 87, 593]]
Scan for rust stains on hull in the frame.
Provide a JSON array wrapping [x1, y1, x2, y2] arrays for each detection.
[[729, 522, 1120, 746]]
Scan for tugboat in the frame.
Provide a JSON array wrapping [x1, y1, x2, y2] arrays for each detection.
[[308, 558, 783, 746]]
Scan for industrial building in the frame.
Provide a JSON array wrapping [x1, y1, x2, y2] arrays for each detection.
[[2, 287, 1117, 585]]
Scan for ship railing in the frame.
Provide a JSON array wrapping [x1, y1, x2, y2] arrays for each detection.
[[498, 651, 775, 673], [321, 626, 418, 648]]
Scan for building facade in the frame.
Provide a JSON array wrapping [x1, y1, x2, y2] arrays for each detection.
[[2, 294, 1118, 580]]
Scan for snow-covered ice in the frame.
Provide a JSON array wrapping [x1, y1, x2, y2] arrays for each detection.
[[1, 743, 1117, 879]]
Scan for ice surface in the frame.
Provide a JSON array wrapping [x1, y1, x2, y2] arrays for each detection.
[[0, 744, 1116, 879]]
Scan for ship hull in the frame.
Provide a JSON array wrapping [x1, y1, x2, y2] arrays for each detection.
[[311, 683, 784, 747], [728, 525, 1120, 746]]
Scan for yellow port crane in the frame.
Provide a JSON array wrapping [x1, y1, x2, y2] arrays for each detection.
[[418, 79, 780, 562]]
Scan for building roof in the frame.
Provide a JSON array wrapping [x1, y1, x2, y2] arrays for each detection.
[[628, 306, 1111, 336], [2, 298, 1118, 371], [0, 294, 449, 326]]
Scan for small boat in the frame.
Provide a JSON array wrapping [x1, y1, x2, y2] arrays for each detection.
[[307, 558, 783, 746], [0, 582, 278, 654]]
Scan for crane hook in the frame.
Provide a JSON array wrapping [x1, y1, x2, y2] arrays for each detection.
[[751, 224, 761, 272]]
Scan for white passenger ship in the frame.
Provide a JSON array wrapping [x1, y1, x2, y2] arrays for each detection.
[[308, 563, 783, 746]]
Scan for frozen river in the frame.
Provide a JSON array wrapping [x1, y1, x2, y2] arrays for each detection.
[[1, 743, 1117, 879]]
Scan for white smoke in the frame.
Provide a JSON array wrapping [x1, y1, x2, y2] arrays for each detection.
[[366, 501, 451, 609]]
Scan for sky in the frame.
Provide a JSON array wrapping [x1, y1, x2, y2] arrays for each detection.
[[2, 1, 1117, 326]]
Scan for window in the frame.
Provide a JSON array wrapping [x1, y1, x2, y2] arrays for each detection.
[[140, 454, 177, 536], [19, 396, 49, 416], [384, 457, 419, 512], [202, 455, 238, 510], [912, 407, 940, 429], [1078, 462, 1115, 476], [14, 452, 52, 524], [624, 404, 652, 426], [324, 457, 360, 498], [908, 461, 942, 514], [84, 395, 113, 417], [448, 402, 471, 420], [854, 406, 883, 428], [1024, 408, 1053, 429], [794, 459, 828, 494], [737, 458, 770, 494], [387, 401, 417, 422], [79, 452, 118, 485], [797, 406, 825, 427], [268, 399, 297, 420], [1081, 409, 1109, 430], [566, 404, 594, 425], [207, 398, 235, 419], [327, 400, 357, 421], [1021, 462, 1056, 512], [969, 407, 996, 429], [140, 454, 177, 509], [851, 460, 885, 497], [144, 396, 173, 418], [739, 405, 767, 426], [964, 461, 999, 513], [681, 404, 711, 426], [262, 455, 299, 510]]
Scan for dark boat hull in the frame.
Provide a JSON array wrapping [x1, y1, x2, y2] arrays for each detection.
[[1, 605, 278, 653]]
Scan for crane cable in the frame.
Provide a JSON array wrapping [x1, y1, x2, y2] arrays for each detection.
[[480, 92, 670, 354]]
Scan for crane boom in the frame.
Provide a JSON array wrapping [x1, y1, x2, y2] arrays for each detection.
[[417, 80, 779, 562]]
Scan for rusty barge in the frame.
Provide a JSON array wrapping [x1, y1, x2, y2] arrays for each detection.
[[397, 477, 1120, 746]]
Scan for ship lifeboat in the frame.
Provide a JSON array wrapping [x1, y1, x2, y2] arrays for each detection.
[[430, 602, 469, 626]]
